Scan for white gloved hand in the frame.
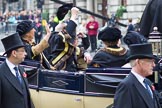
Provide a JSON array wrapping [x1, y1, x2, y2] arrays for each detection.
[[70, 7, 79, 24], [55, 22, 67, 32], [84, 52, 92, 64]]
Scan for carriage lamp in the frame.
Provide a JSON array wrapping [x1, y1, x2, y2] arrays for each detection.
[[149, 27, 162, 84], [149, 27, 162, 57]]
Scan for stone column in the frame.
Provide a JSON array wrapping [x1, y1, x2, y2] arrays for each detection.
[[86, 0, 93, 12]]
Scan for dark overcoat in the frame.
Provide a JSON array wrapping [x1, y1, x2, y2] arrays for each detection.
[[113, 73, 161, 108], [140, 0, 162, 37], [0, 61, 34, 108], [48, 20, 78, 72], [89, 47, 129, 68]]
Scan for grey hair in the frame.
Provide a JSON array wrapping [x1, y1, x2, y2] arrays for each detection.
[[129, 60, 136, 67]]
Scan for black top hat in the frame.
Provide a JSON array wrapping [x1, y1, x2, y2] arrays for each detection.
[[98, 27, 122, 42], [124, 31, 147, 46], [1, 33, 25, 55], [127, 43, 155, 61], [57, 3, 73, 20], [16, 20, 34, 36]]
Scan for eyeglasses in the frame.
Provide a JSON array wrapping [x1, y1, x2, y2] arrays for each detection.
[[139, 59, 155, 64]]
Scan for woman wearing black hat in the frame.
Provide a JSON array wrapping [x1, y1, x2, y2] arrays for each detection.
[[89, 27, 129, 68], [16, 20, 54, 70]]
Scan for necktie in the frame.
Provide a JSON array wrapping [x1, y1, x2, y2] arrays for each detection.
[[14, 67, 22, 84], [143, 79, 153, 98]]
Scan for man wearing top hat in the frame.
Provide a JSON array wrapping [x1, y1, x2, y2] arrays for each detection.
[[89, 27, 129, 68], [0, 33, 34, 108], [113, 43, 161, 108]]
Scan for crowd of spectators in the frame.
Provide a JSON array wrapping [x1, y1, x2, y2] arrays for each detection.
[[0, 6, 145, 71], [0, 9, 42, 34]]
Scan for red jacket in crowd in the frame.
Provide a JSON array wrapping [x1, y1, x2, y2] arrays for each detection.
[[86, 20, 99, 36]]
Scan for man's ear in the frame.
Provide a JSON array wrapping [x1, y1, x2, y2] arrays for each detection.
[[136, 59, 140, 65], [12, 50, 17, 57]]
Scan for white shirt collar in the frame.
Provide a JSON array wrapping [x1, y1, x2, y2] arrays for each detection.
[[131, 69, 153, 98], [131, 69, 145, 87], [6, 58, 18, 76]]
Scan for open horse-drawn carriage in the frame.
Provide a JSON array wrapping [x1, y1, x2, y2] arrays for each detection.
[[0, 1, 162, 107]]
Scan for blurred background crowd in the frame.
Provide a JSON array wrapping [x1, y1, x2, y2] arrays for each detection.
[[0, 0, 161, 70], [0, 0, 149, 55], [0, 0, 148, 34]]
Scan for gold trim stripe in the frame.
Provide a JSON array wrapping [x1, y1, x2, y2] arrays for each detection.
[[52, 42, 69, 65], [106, 47, 124, 52]]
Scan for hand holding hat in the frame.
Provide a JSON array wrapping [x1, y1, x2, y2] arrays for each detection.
[[70, 7, 80, 23], [57, 3, 73, 21]]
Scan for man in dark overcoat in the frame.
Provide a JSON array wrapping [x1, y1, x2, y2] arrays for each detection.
[[113, 43, 161, 108], [0, 33, 34, 108]]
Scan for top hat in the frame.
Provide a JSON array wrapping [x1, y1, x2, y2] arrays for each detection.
[[1, 33, 25, 55], [124, 31, 147, 46], [127, 43, 155, 61], [16, 20, 34, 36], [98, 27, 122, 42], [56, 3, 73, 20]]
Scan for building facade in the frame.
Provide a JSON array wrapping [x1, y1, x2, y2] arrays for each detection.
[[43, 0, 148, 26], [0, 0, 148, 27]]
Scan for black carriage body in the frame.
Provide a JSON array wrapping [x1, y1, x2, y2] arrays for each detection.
[[0, 56, 162, 108], [0, 56, 162, 95]]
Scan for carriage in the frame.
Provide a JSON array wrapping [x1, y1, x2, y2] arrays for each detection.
[[1, 1, 162, 107], [0, 54, 162, 108], [0, 27, 162, 108]]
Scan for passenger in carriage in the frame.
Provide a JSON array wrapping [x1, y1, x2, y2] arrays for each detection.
[[113, 43, 161, 108], [47, 7, 92, 71], [122, 31, 148, 68], [88, 27, 129, 68], [43, 3, 73, 60], [16, 20, 54, 70], [123, 31, 148, 48]]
